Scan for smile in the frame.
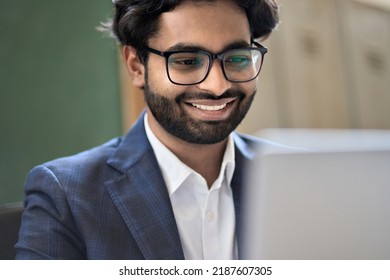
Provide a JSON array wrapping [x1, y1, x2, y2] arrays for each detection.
[[186, 97, 238, 112], [191, 103, 227, 111]]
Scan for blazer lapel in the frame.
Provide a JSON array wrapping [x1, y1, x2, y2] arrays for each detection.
[[105, 114, 184, 260], [103, 114, 258, 260]]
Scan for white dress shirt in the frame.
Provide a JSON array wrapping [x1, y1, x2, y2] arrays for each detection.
[[144, 114, 237, 260]]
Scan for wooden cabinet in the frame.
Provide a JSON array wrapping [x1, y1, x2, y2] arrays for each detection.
[[340, 0, 390, 128], [239, 0, 390, 133]]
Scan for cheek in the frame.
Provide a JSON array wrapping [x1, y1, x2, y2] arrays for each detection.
[[146, 61, 171, 95], [247, 80, 258, 92], [237, 81, 257, 98], [147, 75, 164, 94], [146, 61, 191, 99]]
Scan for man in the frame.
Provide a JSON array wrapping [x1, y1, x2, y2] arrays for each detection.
[[16, 0, 280, 259]]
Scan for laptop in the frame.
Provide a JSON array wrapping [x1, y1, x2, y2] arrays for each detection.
[[242, 130, 390, 260]]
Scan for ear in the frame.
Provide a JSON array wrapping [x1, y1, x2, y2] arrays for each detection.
[[122, 45, 145, 89]]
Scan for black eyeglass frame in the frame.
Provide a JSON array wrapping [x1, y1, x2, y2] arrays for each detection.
[[143, 41, 268, 86]]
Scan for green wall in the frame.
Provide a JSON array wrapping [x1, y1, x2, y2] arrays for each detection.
[[0, 1, 122, 204]]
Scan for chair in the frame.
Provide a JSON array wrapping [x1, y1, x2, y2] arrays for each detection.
[[0, 202, 24, 259]]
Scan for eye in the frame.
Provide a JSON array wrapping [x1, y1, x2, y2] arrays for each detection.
[[168, 53, 206, 70], [225, 55, 251, 68], [172, 58, 201, 66]]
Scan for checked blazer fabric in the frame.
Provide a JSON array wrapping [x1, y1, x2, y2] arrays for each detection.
[[15, 112, 280, 259]]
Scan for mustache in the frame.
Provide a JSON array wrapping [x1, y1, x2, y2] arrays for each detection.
[[175, 89, 246, 103]]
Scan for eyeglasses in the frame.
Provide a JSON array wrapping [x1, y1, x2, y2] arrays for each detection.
[[143, 42, 268, 86]]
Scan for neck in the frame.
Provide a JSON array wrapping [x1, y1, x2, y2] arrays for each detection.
[[147, 113, 228, 188], [171, 139, 228, 188]]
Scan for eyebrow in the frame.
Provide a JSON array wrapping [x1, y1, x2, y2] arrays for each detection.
[[165, 40, 252, 54]]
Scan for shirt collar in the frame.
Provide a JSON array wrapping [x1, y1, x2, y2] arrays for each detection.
[[144, 113, 235, 195]]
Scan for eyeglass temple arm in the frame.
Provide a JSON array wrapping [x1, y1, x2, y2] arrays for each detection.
[[252, 40, 268, 52], [143, 46, 165, 57]]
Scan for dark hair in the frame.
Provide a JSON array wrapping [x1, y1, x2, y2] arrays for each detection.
[[102, 0, 279, 58]]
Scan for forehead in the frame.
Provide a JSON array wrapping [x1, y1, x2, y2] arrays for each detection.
[[149, 0, 251, 52]]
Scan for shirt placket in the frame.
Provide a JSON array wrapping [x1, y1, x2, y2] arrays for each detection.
[[202, 187, 220, 259]]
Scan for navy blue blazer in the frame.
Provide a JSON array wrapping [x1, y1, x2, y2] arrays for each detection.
[[15, 114, 278, 259]]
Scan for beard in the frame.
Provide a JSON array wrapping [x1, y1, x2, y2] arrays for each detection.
[[143, 81, 256, 145]]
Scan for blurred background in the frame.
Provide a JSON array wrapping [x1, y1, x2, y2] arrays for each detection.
[[0, 1, 122, 204], [241, 0, 390, 133], [1, 0, 389, 204]]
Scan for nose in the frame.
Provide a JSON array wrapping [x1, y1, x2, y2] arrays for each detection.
[[196, 60, 231, 95]]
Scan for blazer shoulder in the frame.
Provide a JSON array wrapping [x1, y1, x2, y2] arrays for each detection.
[[48, 136, 120, 164], [33, 137, 123, 190]]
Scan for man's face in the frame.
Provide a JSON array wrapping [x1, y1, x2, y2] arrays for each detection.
[[144, 0, 258, 144]]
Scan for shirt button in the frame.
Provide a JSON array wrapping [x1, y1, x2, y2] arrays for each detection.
[[206, 211, 214, 221]]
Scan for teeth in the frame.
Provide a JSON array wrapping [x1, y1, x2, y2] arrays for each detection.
[[192, 103, 227, 111]]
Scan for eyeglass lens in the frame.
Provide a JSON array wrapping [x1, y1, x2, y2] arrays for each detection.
[[167, 49, 263, 85]]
